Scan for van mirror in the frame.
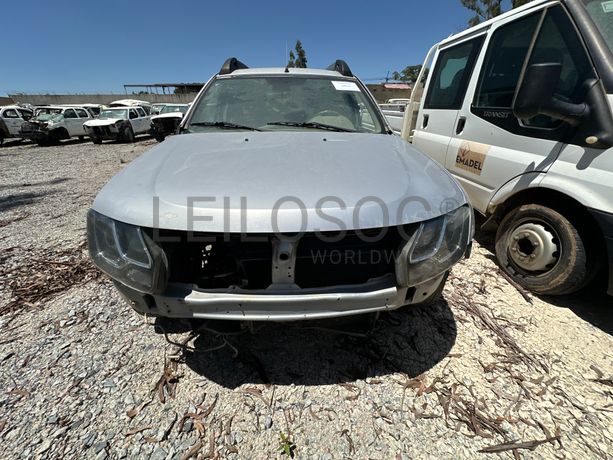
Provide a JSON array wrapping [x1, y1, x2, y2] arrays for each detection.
[[512, 63, 588, 127]]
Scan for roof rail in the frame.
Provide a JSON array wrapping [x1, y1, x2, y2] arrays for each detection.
[[327, 60, 353, 77], [219, 57, 249, 75]]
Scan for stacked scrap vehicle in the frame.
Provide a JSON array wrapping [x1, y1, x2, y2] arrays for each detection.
[[0, 105, 33, 145], [83, 105, 151, 144], [149, 103, 190, 141], [19, 105, 93, 145]]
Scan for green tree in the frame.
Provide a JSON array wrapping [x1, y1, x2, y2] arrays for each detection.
[[461, 0, 503, 26], [294, 40, 307, 68], [461, 0, 532, 26], [287, 50, 296, 68], [391, 65, 423, 83]]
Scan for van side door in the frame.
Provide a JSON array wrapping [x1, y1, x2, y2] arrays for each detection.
[[412, 36, 485, 166], [443, 6, 581, 213]]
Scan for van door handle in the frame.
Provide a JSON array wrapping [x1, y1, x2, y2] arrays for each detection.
[[456, 116, 466, 134], [422, 114, 429, 129]]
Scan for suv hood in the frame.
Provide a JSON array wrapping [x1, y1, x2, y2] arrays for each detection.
[[92, 132, 467, 233], [84, 118, 124, 127], [152, 112, 183, 121]]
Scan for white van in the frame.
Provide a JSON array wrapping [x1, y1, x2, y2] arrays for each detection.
[[401, 0, 613, 296]]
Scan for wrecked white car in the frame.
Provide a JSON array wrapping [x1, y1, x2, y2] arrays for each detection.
[[83, 107, 151, 144], [19, 106, 92, 145], [149, 103, 190, 142], [88, 58, 473, 321], [109, 99, 152, 115], [0, 106, 33, 145]]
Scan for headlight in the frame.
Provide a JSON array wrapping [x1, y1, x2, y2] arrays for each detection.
[[87, 209, 168, 293], [396, 205, 473, 286]]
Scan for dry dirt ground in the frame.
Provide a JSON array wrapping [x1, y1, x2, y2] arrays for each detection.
[[0, 137, 612, 460]]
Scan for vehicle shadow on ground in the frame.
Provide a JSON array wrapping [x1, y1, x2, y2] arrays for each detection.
[[163, 299, 457, 388], [0, 191, 49, 213], [473, 215, 613, 335]]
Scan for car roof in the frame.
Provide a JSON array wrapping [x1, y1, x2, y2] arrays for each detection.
[[1, 105, 31, 111], [221, 67, 351, 78]]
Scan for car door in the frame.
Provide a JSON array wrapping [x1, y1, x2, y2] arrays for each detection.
[[2, 108, 24, 136], [63, 109, 81, 137], [136, 107, 149, 133], [128, 109, 140, 133], [74, 108, 91, 137], [412, 35, 485, 166], [443, 6, 573, 213]]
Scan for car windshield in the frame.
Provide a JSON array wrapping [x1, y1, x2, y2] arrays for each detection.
[[34, 113, 63, 122], [99, 109, 128, 119], [187, 75, 385, 133], [161, 105, 188, 114], [583, 0, 613, 54], [35, 107, 63, 116]]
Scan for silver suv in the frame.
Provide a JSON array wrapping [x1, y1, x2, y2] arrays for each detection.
[[88, 58, 473, 321]]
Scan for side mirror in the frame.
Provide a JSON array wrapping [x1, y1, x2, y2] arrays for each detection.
[[513, 63, 588, 127]]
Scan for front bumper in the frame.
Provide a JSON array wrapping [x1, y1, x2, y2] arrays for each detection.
[[114, 273, 446, 321], [19, 129, 50, 142], [589, 208, 613, 296], [85, 125, 122, 141]]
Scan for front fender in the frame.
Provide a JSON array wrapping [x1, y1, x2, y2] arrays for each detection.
[[486, 171, 547, 214]]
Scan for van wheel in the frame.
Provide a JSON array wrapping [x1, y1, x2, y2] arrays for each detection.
[[91, 136, 102, 144], [123, 127, 135, 143], [154, 133, 165, 142], [495, 204, 596, 295]]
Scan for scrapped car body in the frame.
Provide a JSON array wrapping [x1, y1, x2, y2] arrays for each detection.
[[83, 107, 151, 144], [0, 105, 33, 145], [149, 104, 190, 142], [19, 106, 92, 145], [109, 99, 152, 115], [88, 58, 473, 321], [151, 104, 166, 116]]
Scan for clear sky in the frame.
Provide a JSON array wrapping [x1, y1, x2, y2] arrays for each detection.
[[0, 0, 513, 96]]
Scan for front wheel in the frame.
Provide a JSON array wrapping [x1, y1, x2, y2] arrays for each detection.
[[91, 136, 102, 144], [495, 204, 598, 295], [123, 127, 135, 143]]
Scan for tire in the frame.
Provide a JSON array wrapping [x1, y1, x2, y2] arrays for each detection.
[[78, 135, 84, 141], [123, 127, 135, 143], [154, 133, 165, 142], [495, 204, 598, 295], [91, 136, 102, 145]]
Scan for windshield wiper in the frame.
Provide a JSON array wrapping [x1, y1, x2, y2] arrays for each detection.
[[267, 121, 355, 132], [190, 121, 261, 131]]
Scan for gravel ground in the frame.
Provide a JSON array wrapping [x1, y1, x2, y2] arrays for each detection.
[[0, 138, 612, 460]]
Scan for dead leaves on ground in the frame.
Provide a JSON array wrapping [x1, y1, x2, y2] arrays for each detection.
[[0, 242, 100, 318]]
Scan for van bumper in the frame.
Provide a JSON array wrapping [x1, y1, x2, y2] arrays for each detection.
[[589, 209, 613, 296]]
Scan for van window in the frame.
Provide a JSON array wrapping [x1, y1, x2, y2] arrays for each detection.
[[75, 108, 89, 118], [424, 36, 484, 110], [129, 109, 138, 119], [474, 13, 540, 109], [522, 5, 595, 128], [583, 0, 613, 54], [3, 109, 19, 118]]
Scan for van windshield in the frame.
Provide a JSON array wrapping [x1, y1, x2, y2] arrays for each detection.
[[583, 0, 613, 53]]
